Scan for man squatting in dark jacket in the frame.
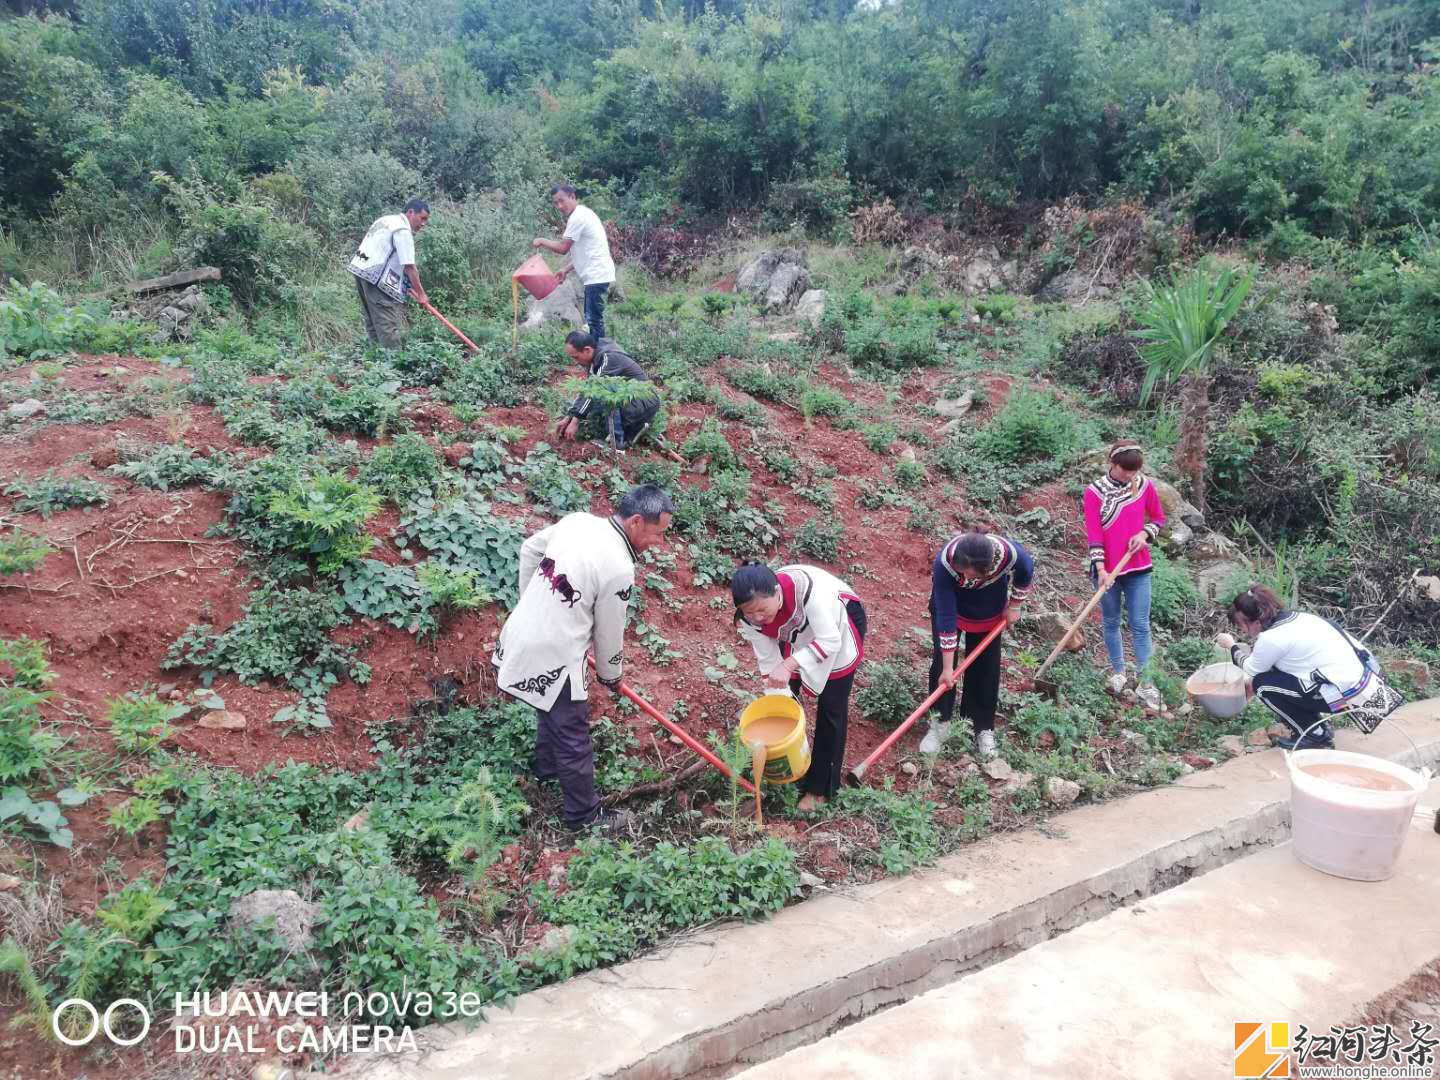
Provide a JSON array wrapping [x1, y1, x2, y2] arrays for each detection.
[[554, 332, 660, 452]]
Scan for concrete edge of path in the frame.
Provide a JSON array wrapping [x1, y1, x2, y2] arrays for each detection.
[[335, 702, 1440, 1080], [734, 773, 1440, 1080]]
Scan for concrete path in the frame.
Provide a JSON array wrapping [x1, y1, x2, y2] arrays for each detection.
[[737, 773, 1440, 1080], [340, 701, 1440, 1080]]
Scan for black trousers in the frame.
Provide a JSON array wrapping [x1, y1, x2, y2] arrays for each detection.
[[533, 677, 600, 828], [1252, 669, 1333, 740], [928, 600, 1003, 734], [794, 599, 867, 799]]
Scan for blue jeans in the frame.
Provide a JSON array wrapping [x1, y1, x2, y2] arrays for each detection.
[[1099, 570, 1152, 675], [584, 283, 609, 342]]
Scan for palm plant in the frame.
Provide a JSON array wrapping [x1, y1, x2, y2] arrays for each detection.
[[1133, 266, 1252, 513]]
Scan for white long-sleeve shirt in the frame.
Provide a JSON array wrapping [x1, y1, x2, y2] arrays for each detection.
[[736, 565, 862, 695], [1242, 611, 1376, 707], [492, 513, 636, 710]]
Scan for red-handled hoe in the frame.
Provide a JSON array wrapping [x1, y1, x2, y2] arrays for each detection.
[[586, 655, 756, 795], [419, 299, 481, 353], [845, 621, 1006, 786]]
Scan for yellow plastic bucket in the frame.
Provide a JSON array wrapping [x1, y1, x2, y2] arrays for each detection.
[[738, 691, 810, 785]]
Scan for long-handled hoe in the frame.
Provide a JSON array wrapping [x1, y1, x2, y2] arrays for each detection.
[[845, 621, 1006, 786], [1031, 546, 1139, 700]]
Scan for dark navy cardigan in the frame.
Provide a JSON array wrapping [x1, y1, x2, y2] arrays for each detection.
[[930, 534, 1035, 650]]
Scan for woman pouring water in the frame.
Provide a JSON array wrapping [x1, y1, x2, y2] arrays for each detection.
[[730, 563, 867, 813], [1216, 585, 1386, 751]]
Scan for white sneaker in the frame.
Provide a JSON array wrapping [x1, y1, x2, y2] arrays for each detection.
[[1107, 673, 1128, 694], [919, 721, 950, 755], [1137, 685, 1162, 711], [975, 730, 997, 760]]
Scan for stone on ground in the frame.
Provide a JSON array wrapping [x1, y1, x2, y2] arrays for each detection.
[[522, 274, 584, 332], [795, 289, 827, 327], [229, 889, 319, 950]]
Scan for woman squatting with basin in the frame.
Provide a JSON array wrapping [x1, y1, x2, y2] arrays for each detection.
[[731, 563, 867, 813], [1083, 439, 1166, 711], [1215, 584, 1384, 751], [919, 531, 1034, 760]]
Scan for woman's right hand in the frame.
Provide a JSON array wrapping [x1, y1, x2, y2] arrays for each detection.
[[940, 654, 957, 688], [1215, 632, 1236, 651]]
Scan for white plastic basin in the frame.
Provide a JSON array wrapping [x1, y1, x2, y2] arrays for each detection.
[[1186, 662, 1247, 718], [1287, 749, 1428, 882]]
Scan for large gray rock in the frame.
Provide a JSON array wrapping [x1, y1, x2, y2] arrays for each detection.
[[229, 889, 320, 950], [1150, 476, 1206, 531], [764, 262, 811, 314], [8, 399, 46, 419], [1046, 777, 1081, 807], [795, 289, 827, 328], [934, 390, 975, 419], [737, 248, 810, 314], [1195, 560, 1251, 604], [521, 274, 584, 332], [958, 245, 1009, 295], [1037, 269, 1112, 304]]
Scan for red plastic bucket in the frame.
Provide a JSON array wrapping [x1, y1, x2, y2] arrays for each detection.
[[512, 254, 560, 301]]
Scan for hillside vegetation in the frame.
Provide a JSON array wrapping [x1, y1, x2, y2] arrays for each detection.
[[1, 0, 1438, 1075]]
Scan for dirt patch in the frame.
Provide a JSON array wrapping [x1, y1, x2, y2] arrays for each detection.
[[1297, 954, 1440, 1073]]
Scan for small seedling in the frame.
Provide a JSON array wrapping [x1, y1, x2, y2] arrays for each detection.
[[107, 796, 163, 838], [0, 530, 52, 575]]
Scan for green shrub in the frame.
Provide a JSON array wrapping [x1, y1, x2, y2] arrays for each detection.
[[360, 434, 446, 505], [681, 420, 737, 470], [799, 384, 852, 420], [0, 280, 95, 359], [762, 172, 855, 237], [792, 517, 843, 562], [417, 564, 488, 619], [164, 586, 368, 730], [856, 659, 926, 729], [160, 177, 315, 311], [1149, 550, 1201, 628], [0, 637, 57, 785], [274, 371, 406, 436], [107, 796, 162, 838], [106, 694, 185, 755], [4, 472, 111, 518], [0, 530, 52, 575], [110, 443, 217, 491], [974, 294, 1019, 323], [832, 784, 938, 874], [1007, 696, 1098, 755], [520, 443, 590, 516], [970, 389, 1090, 468], [862, 423, 899, 453], [266, 472, 382, 573], [1166, 635, 1219, 677], [531, 836, 798, 979], [894, 458, 926, 489], [339, 559, 436, 634], [395, 495, 526, 608]]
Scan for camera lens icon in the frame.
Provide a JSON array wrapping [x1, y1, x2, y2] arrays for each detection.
[[52, 998, 151, 1047]]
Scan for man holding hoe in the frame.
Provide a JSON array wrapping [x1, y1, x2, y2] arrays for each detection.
[[348, 199, 431, 348], [493, 484, 674, 834], [532, 185, 615, 342]]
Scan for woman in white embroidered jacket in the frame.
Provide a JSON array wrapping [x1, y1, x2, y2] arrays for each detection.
[[731, 563, 867, 812], [1215, 584, 1382, 751]]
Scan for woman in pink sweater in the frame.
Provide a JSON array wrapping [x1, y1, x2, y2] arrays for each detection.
[[1083, 441, 1166, 709]]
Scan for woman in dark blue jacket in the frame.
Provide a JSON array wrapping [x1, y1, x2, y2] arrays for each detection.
[[921, 532, 1034, 759]]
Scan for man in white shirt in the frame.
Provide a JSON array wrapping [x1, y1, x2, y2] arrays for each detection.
[[348, 199, 431, 348], [532, 185, 616, 342]]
